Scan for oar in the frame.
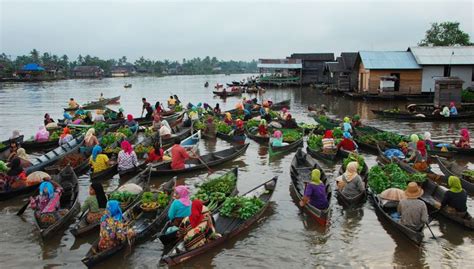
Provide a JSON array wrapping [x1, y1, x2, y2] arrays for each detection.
[[192, 151, 213, 175], [425, 223, 438, 240], [17, 190, 38, 216]]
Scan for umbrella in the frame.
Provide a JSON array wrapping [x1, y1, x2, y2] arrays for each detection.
[[26, 171, 51, 186], [379, 188, 406, 201]]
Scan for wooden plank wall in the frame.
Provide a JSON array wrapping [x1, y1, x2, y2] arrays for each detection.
[[358, 68, 422, 94]]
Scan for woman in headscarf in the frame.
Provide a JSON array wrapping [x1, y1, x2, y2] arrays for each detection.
[[84, 128, 99, 147], [213, 103, 221, 114], [44, 113, 55, 126], [337, 132, 357, 151], [280, 107, 288, 119], [424, 132, 434, 150], [117, 141, 138, 172], [336, 161, 365, 199], [58, 127, 73, 145], [342, 117, 352, 133], [322, 130, 335, 151], [117, 108, 125, 120], [30, 181, 63, 227], [168, 185, 192, 226], [282, 114, 298, 129], [437, 176, 469, 219], [178, 199, 220, 250], [152, 104, 162, 131], [233, 119, 245, 137], [224, 112, 233, 126], [81, 182, 108, 224], [6, 158, 27, 189], [159, 120, 172, 140], [154, 101, 164, 114], [440, 105, 450, 117], [271, 130, 289, 147], [94, 109, 106, 122], [124, 114, 138, 133], [89, 145, 110, 173], [454, 128, 471, 148], [146, 141, 165, 164], [352, 115, 362, 127], [204, 116, 216, 137], [35, 126, 49, 142], [408, 134, 419, 151], [63, 112, 73, 124], [98, 200, 133, 251], [299, 169, 329, 210], [407, 140, 428, 171], [257, 119, 268, 137], [449, 102, 458, 116], [16, 148, 32, 168]]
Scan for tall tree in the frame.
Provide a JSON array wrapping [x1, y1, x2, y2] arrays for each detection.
[[419, 22, 472, 46], [30, 49, 40, 63]]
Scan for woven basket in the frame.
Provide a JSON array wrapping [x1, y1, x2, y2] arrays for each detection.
[[140, 204, 158, 213]]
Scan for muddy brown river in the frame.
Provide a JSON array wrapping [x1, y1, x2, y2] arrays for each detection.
[[0, 74, 472, 268]]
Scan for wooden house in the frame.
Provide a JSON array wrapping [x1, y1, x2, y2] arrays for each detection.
[[288, 53, 334, 85], [72, 66, 104, 78], [408, 46, 474, 92], [324, 52, 358, 91], [355, 51, 422, 95], [111, 65, 136, 77]]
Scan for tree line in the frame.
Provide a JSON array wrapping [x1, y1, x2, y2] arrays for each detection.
[[0, 50, 258, 77]]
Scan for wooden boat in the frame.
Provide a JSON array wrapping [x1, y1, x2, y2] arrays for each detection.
[[445, 146, 474, 157], [71, 167, 151, 237], [0, 135, 24, 154], [369, 190, 424, 245], [216, 131, 246, 144], [335, 161, 368, 207], [22, 138, 62, 153], [81, 172, 173, 267], [25, 135, 84, 175], [34, 165, 80, 239], [90, 164, 118, 182], [64, 96, 121, 111], [306, 146, 337, 163], [269, 99, 290, 110], [124, 84, 132, 88], [213, 89, 242, 97], [421, 179, 473, 230], [245, 127, 269, 144], [44, 153, 91, 177], [290, 149, 331, 226], [371, 109, 474, 121], [151, 144, 249, 176], [269, 137, 303, 157], [158, 167, 239, 246], [160, 175, 277, 266], [435, 156, 474, 195], [0, 182, 39, 201]]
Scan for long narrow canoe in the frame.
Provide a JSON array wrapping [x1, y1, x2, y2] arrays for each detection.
[[71, 167, 151, 237], [25, 135, 85, 175], [64, 96, 121, 112], [371, 109, 474, 121], [435, 156, 474, 195], [81, 170, 173, 267], [245, 127, 270, 144], [151, 144, 249, 176], [290, 149, 331, 226], [160, 176, 277, 266], [34, 166, 81, 239], [216, 131, 246, 144], [269, 137, 303, 157], [306, 147, 338, 163], [0, 135, 24, 154]]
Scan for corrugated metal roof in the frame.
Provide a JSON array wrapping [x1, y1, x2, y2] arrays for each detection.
[[409, 46, 474, 65], [359, 51, 421, 69], [290, 53, 334, 61]]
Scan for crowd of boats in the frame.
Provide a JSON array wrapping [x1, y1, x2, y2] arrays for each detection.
[[0, 90, 472, 267]]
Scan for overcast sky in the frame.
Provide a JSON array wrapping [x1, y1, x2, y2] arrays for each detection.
[[1, 0, 473, 61]]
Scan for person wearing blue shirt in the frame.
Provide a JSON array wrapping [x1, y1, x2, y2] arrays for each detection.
[[168, 185, 192, 225], [449, 102, 458, 116]]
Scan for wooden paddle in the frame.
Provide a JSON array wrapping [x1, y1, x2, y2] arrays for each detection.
[[425, 223, 438, 240], [192, 150, 213, 175], [17, 190, 38, 216]]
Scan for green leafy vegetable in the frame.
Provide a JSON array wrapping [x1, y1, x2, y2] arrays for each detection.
[[220, 196, 265, 219]]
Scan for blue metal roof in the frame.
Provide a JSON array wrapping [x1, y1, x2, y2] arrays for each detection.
[[21, 63, 45, 71], [359, 51, 421, 69]]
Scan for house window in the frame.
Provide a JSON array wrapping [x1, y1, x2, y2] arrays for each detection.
[[443, 65, 451, 77]]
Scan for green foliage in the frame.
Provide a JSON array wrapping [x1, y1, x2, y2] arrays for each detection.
[[343, 153, 365, 173], [49, 130, 61, 141], [0, 142, 5, 149], [217, 121, 232, 134], [269, 110, 279, 119], [109, 191, 137, 204], [359, 132, 406, 146], [0, 161, 8, 173], [245, 119, 260, 129], [194, 121, 205, 130], [368, 163, 420, 194], [332, 128, 343, 139], [101, 134, 117, 147], [174, 104, 183, 112], [220, 196, 265, 220], [197, 172, 236, 196], [281, 129, 302, 143], [92, 122, 109, 133], [462, 90, 474, 102], [419, 21, 472, 46], [117, 126, 133, 137], [308, 134, 323, 150]]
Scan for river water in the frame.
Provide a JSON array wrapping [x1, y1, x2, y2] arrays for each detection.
[[0, 74, 472, 268]]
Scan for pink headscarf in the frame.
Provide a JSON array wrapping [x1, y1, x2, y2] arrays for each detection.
[[120, 140, 133, 155], [273, 130, 282, 139], [460, 128, 470, 142], [175, 185, 191, 206], [282, 108, 288, 114], [450, 102, 455, 107]]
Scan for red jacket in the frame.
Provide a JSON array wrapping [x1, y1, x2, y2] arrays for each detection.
[[337, 138, 356, 151]]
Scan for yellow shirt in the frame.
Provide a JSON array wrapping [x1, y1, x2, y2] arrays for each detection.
[[168, 99, 176, 106], [89, 154, 109, 173]]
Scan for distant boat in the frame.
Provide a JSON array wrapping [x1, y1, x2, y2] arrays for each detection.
[[124, 83, 132, 88], [204, 81, 209, 88]]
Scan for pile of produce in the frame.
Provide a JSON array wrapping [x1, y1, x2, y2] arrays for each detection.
[[461, 170, 474, 182], [0, 142, 5, 149], [318, 115, 328, 122], [109, 191, 138, 208], [57, 153, 85, 168], [217, 121, 232, 134], [342, 153, 365, 173], [245, 119, 260, 129], [358, 131, 405, 146], [332, 128, 343, 138], [117, 126, 133, 137], [220, 196, 265, 220], [0, 161, 8, 173], [104, 147, 121, 154], [194, 121, 205, 130], [49, 130, 61, 141], [141, 191, 170, 210], [269, 110, 279, 119], [298, 123, 318, 130], [368, 163, 426, 194], [174, 104, 183, 112], [134, 144, 153, 154], [281, 129, 302, 143], [144, 128, 155, 138], [192, 172, 237, 211], [101, 133, 117, 147], [308, 134, 323, 150], [91, 122, 109, 134]]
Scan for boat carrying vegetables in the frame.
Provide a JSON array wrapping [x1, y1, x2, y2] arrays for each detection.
[[220, 196, 265, 220], [368, 163, 426, 194]]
